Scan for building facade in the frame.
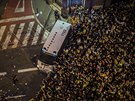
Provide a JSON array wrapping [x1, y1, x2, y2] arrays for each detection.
[[62, 0, 112, 9]]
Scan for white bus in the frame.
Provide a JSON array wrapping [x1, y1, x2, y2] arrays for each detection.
[[39, 20, 72, 64]]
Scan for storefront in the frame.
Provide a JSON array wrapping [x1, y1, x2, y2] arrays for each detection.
[[62, 0, 112, 9], [62, 0, 86, 8], [70, 0, 82, 5]]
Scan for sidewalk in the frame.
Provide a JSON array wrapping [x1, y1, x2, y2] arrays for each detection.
[[32, 0, 67, 32], [32, 0, 56, 31]]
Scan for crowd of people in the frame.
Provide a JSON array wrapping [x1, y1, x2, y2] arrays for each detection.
[[33, 1, 134, 101]]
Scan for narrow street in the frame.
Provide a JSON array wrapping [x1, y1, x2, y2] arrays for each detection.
[[0, 0, 52, 100]]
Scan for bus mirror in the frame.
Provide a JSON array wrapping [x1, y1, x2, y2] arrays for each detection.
[[42, 47, 47, 53], [53, 51, 57, 56]]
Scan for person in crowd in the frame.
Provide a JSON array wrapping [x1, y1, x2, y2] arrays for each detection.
[[54, 10, 61, 21], [33, 1, 134, 101], [12, 74, 18, 85]]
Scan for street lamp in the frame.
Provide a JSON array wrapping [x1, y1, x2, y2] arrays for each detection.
[[35, 9, 43, 17]]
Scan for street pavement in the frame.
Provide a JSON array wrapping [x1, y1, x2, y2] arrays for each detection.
[[0, 0, 53, 100], [0, 0, 8, 18], [0, 45, 47, 101], [0, 0, 49, 51], [0, 0, 65, 100]]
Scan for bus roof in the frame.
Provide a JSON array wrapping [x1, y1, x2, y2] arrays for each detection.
[[42, 20, 71, 56]]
